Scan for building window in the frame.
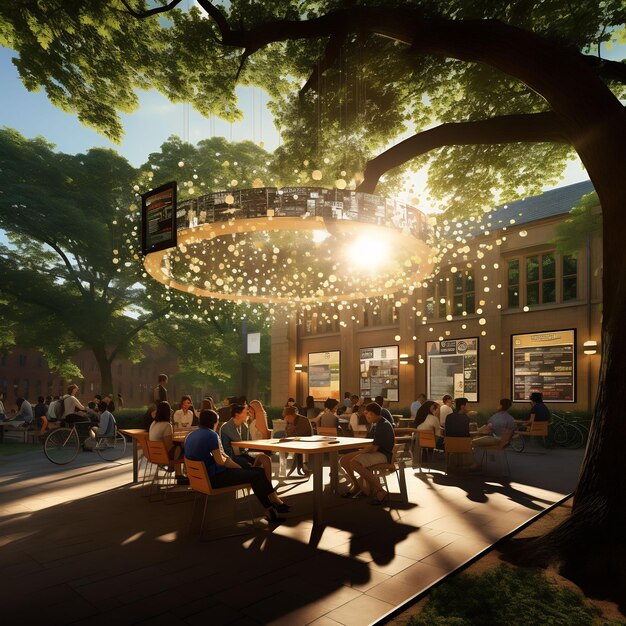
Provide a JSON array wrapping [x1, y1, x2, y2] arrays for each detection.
[[526, 253, 555, 306], [364, 297, 398, 327], [299, 306, 340, 335], [563, 253, 578, 301], [452, 271, 475, 316], [19, 354, 27, 367], [507, 260, 520, 309], [424, 284, 435, 319]]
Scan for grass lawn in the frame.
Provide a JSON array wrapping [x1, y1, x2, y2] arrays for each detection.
[[0, 441, 42, 456]]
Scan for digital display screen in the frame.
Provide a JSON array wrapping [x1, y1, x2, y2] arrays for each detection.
[[308, 351, 341, 401], [141, 181, 177, 255], [512, 330, 576, 402], [359, 345, 399, 402]]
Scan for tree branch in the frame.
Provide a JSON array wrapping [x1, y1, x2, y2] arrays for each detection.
[[299, 31, 348, 101], [119, 0, 184, 18], [583, 55, 626, 86], [356, 111, 570, 194], [109, 306, 170, 362]]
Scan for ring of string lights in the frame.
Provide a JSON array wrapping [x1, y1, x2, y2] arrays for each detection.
[[143, 186, 435, 305]]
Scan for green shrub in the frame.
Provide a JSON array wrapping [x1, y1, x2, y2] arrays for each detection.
[[407, 564, 604, 626]]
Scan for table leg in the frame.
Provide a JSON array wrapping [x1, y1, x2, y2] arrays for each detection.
[[311, 453, 323, 525], [329, 450, 339, 493], [132, 437, 139, 484]]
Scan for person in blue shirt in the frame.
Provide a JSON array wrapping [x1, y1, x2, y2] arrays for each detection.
[[473, 399, 517, 447], [374, 395, 396, 427], [185, 410, 291, 523]]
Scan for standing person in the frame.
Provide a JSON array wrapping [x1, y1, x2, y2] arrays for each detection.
[[445, 397, 479, 470], [220, 403, 272, 480], [410, 393, 427, 420], [184, 409, 290, 524], [439, 395, 454, 428], [172, 395, 196, 428], [152, 374, 168, 405], [473, 399, 517, 447], [117, 392, 124, 409], [340, 403, 395, 503]]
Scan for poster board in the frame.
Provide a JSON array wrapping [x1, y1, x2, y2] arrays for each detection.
[[359, 346, 399, 402], [308, 351, 341, 401], [511, 329, 576, 402], [427, 338, 479, 402], [141, 181, 177, 255]]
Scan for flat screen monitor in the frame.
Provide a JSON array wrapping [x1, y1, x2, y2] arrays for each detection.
[[141, 181, 177, 255]]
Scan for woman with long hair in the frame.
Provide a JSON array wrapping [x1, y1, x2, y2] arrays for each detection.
[[248, 399, 270, 439]]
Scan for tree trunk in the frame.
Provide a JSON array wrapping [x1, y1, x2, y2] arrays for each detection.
[[91, 343, 114, 397]]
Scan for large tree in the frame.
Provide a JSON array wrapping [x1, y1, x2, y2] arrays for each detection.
[[2, 0, 626, 602]]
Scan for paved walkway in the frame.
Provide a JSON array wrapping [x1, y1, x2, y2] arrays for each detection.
[[0, 445, 583, 625]]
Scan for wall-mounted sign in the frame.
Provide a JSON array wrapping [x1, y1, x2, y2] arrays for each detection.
[[427, 338, 478, 402], [359, 345, 399, 402], [141, 181, 177, 255], [308, 351, 340, 401], [247, 332, 261, 354], [512, 329, 576, 402]]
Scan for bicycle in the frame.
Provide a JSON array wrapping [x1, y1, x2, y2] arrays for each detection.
[[44, 418, 127, 465], [550, 411, 589, 449]]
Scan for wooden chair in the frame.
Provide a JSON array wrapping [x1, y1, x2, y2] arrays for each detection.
[[146, 440, 185, 501], [416, 430, 438, 472], [520, 420, 549, 447], [184, 457, 255, 537], [473, 428, 514, 476], [444, 436, 474, 474], [137, 433, 154, 495], [317, 426, 339, 437], [369, 443, 409, 503]]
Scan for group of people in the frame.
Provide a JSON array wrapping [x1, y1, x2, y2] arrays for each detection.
[[0, 385, 117, 448]]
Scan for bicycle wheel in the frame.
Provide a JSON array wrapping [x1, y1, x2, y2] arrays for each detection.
[[44, 428, 79, 465], [96, 431, 127, 462], [551, 422, 569, 447], [509, 433, 524, 452]]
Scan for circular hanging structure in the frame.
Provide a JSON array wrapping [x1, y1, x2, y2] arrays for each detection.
[[143, 186, 435, 304]]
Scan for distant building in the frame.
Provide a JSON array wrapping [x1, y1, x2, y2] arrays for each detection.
[[272, 181, 601, 412]]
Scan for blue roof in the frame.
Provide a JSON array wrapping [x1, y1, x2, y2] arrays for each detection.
[[486, 180, 595, 228]]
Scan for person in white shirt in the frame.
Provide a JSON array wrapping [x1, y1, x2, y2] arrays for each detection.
[[438, 395, 454, 428], [172, 395, 196, 428], [63, 384, 91, 424], [410, 393, 427, 419], [415, 400, 444, 448], [349, 403, 368, 435]]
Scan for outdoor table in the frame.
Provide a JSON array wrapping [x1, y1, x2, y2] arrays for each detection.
[[173, 427, 196, 443], [119, 428, 148, 483], [237, 435, 372, 525]]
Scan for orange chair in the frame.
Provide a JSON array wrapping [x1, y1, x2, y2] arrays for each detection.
[[444, 436, 474, 474], [416, 430, 437, 472], [184, 457, 255, 537], [473, 428, 514, 476], [316, 426, 339, 437], [520, 419, 549, 448], [146, 440, 185, 501], [369, 443, 409, 503]]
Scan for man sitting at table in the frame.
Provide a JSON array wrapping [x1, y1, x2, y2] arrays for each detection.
[[473, 399, 517, 447], [284, 406, 313, 476], [185, 410, 291, 523], [220, 403, 272, 480], [446, 397, 480, 471], [340, 402, 395, 504]]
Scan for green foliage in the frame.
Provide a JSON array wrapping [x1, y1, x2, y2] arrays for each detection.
[[553, 192, 602, 254], [407, 564, 603, 626]]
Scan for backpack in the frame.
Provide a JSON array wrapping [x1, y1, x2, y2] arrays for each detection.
[[50, 396, 66, 420]]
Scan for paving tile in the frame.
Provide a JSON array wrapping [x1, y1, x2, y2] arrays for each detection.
[[307, 616, 346, 626], [324, 594, 396, 626]]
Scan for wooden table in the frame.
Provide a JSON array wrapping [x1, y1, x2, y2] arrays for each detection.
[[238, 436, 372, 524], [119, 429, 148, 483]]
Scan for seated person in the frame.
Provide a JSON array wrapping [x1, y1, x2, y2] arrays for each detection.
[[438, 395, 454, 428], [3, 397, 33, 429], [63, 384, 92, 425], [473, 399, 517, 447], [302, 395, 321, 422], [415, 400, 444, 448], [284, 406, 312, 475], [374, 395, 396, 427], [445, 397, 479, 470], [172, 395, 196, 428], [248, 399, 270, 440], [148, 401, 182, 470], [340, 403, 395, 504], [185, 410, 290, 523], [519, 392, 551, 430], [349, 403, 369, 436], [316, 398, 339, 428], [282, 397, 300, 417], [84, 405, 117, 451], [220, 403, 272, 481]]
